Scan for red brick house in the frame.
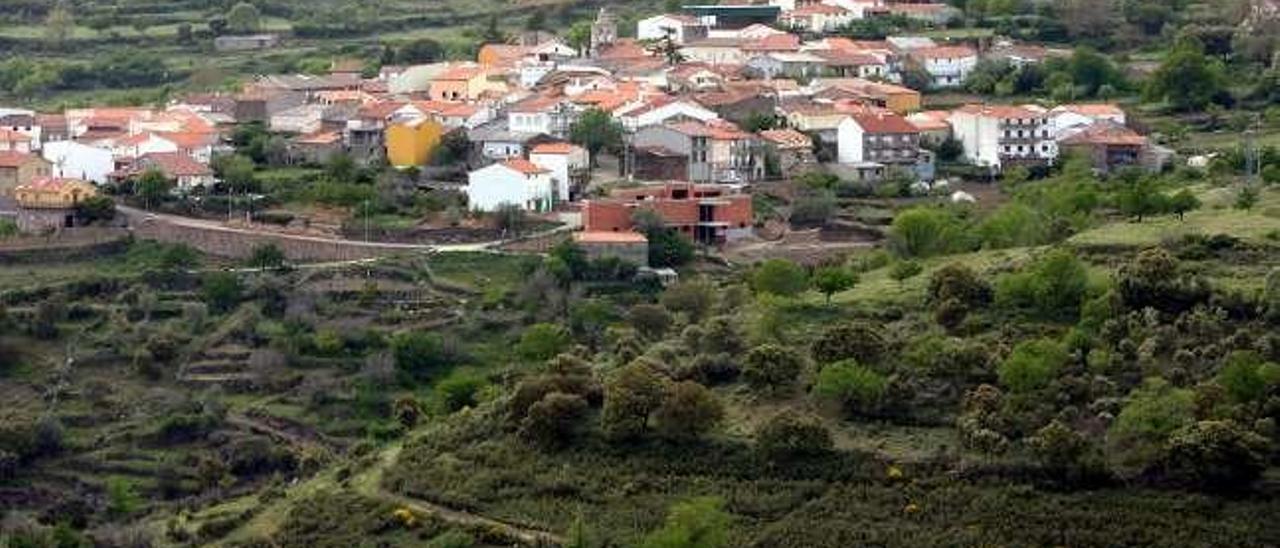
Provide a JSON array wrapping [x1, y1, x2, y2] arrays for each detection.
[[582, 182, 752, 245]]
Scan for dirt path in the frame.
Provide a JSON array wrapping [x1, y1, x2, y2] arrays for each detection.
[[353, 444, 565, 547], [209, 437, 563, 547]]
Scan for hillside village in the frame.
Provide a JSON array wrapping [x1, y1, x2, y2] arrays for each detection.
[[4, 1, 1280, 546], [0, 0, 1194, 261]]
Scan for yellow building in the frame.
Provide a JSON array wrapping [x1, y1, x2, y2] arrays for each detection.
[[429, 64, 508, 102], [14, 177, 98, 209], [386, 118, 445, 168]]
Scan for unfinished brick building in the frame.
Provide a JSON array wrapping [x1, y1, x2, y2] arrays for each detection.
[[581, 182, 753, 245]]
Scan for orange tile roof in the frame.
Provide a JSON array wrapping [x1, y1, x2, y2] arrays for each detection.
[[758, 128, 813, 149], [744, 33, 801, 52], [139, 152, 212, 177], [847, 111, 919, 134], [0, 150, 41, 168], [296, 130, 342, 145], [19, 176, 90, 192], [530, 142, 580, 155], [157, 131, 218, 149], [1059, 103, 1125, 117], [360, 100, 409, 120], [509, 95, 564, 114], [502, 158, 550, 176], [912, 46, 977, 60], [1060, 121, 1147, 147], [954, 104, 1045, 119], [434, 64, 484, 81]]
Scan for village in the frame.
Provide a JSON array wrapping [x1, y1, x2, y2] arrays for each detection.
[[0, 0, 1185, 266]]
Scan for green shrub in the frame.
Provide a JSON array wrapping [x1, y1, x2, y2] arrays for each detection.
[[997, 338, 1068, 393], [752, 259, 809, 297], [433, 371, 486, 413], [1217, 351, 1280, 404], [811, 322, 885, 365], [200, 272, 242, 313], [995, 249, 1090, 321], [640, 497, 731, 548], [888, 206, 973, 258], [926, 263, 992, 307], [516, 323, 572, 361], [653, 381, 724, 443], [743, 344, 805, 392], [391, 331, 456, 379], [814, 360, 887, 415], [1107, 378, 1196, 478], [1160, 420, 1270, 491], [755, 410, 833, 460]]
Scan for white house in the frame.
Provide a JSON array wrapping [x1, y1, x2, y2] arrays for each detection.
[[637, 14, 710, 45], [1048, 103, 1127, 139], [508, 96, 579, 138], [613, 97, 720, 131], [837, 110, 922, 166], [0, 129, 33, 153], [779, 4, 854, 33], [823, 0, 891, 19], [911, 46, 978, 89], [42, 141, 115, 184], [912, 46, 977, 89], [529, 142, 589, 202], [0, 108, 40, 151], [948, 104, 1056, 171], [110, 132, 179, 161], [466, 158, 556, 212]]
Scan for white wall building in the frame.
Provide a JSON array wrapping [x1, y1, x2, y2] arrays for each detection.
[[529, 142, 589, 202], [0, 108, 40, 151], [911, 46, 977, 89], [614, 98, 720, 132], [948, 104, 1056, 171], [466, 158, 556, 212], [42, 141, 114, 184], [637, 14, 710, 45], [110, 132, 179, 161], [1048, 104, 1128, 139]]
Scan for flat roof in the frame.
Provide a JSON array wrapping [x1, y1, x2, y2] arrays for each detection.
[[574, 231, 650, 244]]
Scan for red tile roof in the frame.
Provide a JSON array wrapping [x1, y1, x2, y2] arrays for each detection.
[[509, 95, 564, 114], [434, 64, 484, 81], [1059, 121, 1147, 147], [139, 152, 212, 177], [296, 131, 343, 145], [501, 158, 550, 176], [758, 128, 813, 149], [953, 104, 1045, 119], [20, 176, 88, 191], [530, 142, 580, 155], [912, 46, 977, 60], [157, 131, 218, 149], [0, 150, 42, 168], [744, 33, 801, 52], [847, 111, 919, 134]]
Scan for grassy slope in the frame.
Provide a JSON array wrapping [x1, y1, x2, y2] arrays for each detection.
[[366, 185, 1280, 547]]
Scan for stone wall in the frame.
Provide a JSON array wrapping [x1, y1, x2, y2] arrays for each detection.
[[128, 216, 432, 262]]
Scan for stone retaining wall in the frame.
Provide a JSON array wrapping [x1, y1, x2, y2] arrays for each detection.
[[129, 216, 431, 262]]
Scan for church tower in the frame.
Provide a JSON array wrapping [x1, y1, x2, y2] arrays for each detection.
[[589, 7, 617, 57]]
